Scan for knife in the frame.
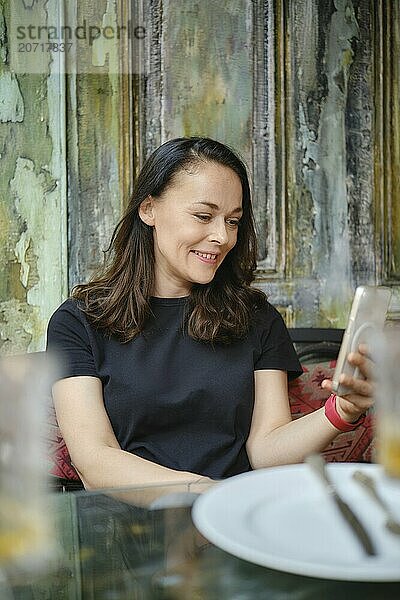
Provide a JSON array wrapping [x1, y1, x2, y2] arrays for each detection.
[[305, 454, 376, 556]]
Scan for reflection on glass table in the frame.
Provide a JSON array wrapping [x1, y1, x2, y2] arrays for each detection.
[[1, 478, 400, 600]]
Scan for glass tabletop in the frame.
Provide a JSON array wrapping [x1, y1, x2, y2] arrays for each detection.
[[1, 478, 400, 599]]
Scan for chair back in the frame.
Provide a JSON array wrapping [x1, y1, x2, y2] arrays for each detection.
[[288, 328, 374, 463]]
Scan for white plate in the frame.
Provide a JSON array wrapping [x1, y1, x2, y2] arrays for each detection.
[[192, 463, 400, 581]]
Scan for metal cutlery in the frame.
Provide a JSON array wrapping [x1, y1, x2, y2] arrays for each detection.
[[352, 470, 400, 536], [305, 454, 376, 556]]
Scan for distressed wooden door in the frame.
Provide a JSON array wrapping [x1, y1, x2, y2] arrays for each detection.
[[136, 0, 400, 326]]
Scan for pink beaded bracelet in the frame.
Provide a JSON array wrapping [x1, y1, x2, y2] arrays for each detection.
[[324, 393, 365, 432]]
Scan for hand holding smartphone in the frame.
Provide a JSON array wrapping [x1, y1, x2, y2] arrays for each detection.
[[332, 286, 392, 396]]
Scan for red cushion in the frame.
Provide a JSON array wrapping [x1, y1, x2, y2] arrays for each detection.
[[45, 401, 81, 481], [288, 361, 374, 463]]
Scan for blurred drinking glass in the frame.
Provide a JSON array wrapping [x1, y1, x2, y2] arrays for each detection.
[[373, 329, 400, 479], [0, 352, 57, 576]]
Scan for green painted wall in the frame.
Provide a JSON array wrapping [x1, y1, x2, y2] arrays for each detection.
[[1, 0, 399, 355], [0, 0, 67, 353], [0, 1, 129, 353]]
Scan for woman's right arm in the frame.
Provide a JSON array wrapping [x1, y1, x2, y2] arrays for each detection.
[[53, 375, 210, 489]]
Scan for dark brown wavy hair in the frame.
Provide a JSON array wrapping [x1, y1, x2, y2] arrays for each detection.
[[72, 137, 266, 343]]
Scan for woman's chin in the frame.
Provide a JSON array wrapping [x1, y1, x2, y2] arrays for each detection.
[[191, 273, 216, 285]]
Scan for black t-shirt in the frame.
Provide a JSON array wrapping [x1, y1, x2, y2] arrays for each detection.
[[46, 297, 302, 479]]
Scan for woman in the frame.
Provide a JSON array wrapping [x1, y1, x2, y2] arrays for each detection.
[[47, 137, 372, 489]]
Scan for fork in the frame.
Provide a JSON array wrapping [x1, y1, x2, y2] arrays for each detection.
[[352, 470, 400, 535]]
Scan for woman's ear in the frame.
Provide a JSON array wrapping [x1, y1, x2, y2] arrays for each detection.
[[138, 196, 155, 226]]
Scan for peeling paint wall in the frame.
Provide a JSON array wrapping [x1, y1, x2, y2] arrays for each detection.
[[0, 1, 130, 354], [0, 2, 67, 354], [138, 0, 400, 326], [283, 0, 370, 325], [162, 0, 253, 161], [65, 0, 130, 289], [1, 1, 399, 356], [265, 0, 399, 326]]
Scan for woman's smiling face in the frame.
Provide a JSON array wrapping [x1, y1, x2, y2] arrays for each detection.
[[139, 161, 243, 297]]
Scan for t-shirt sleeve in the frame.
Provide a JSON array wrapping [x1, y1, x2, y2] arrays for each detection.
[[46, 299, 99, 380], [253, 302, 303, 381]]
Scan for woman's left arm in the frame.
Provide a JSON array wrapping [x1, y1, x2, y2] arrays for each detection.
[[246, 347, 373, 469]]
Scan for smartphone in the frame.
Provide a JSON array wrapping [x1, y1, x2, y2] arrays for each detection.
[[332, 286, 392, 396]]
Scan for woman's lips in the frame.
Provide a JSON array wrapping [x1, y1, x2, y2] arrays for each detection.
[[191, 250, 218, 264]]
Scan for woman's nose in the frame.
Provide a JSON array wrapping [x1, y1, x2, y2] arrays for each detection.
[[208, 219, 229, 244]]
